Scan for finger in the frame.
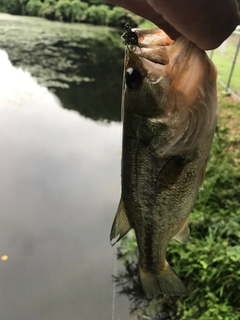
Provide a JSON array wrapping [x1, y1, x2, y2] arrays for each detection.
[[147, 0, 240, 50]]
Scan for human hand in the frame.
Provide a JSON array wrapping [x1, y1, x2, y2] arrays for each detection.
[[107, 0, 240, 50]]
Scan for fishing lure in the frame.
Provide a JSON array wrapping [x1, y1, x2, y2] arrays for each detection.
[[121, 24, 139, 47]]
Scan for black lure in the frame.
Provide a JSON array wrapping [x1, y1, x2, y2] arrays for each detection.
[[121, 24, 138, 47]]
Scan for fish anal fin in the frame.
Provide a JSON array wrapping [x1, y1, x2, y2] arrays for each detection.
[[139, 262, 188, 298], [110, 197, 131, 246], [173, 219, 190, 244]]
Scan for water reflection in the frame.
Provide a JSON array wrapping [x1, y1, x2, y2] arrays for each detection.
[[0, 49, 129, 319], [0, 13, 124, 121], [114, 234, 179, 320]]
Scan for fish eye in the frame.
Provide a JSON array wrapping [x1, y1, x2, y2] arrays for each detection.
[[125, 68, 142, 90]]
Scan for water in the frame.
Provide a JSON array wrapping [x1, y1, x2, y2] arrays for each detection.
[[0, 13, 128, 320]]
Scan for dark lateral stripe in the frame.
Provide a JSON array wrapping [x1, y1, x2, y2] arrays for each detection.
[[140, 219, 156, 272]]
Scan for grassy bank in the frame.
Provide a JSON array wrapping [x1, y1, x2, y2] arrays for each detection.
[[209, 33, 240, 97]]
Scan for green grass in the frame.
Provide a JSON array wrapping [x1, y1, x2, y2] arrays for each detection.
[[218, 93, 240, 155], [207, 34, 240, 95], [210, 52, 240, 94]]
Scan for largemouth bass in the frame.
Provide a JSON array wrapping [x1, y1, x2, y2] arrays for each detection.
[[110, 27, 218, 298]]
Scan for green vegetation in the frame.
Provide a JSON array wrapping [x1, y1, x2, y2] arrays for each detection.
[[0, 0, 141, 27], [116, 95, 240, 319], [54, 0, 89, 22], [85, 4, 108, 25], [207, 34, 240, 96], [26, 0, 42, 16]]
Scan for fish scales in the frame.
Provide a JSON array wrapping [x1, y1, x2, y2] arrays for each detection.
[[110, 27, 218, 298]]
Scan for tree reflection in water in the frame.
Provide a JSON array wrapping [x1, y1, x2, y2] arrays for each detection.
[[0, 15, 124, 122]]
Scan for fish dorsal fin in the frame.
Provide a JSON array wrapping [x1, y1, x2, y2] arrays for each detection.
[[173, 220, 190, 244], [110, 197, 132, 246]]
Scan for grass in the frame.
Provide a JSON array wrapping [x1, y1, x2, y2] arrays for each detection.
[[218, 91, 240, 159], [208, 34, 240, 95], [212, 52, 240, 92]]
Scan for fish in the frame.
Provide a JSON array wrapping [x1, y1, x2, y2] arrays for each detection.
[[110, 27, 218, 298]]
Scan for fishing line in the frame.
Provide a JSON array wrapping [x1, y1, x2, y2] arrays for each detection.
[[111, 46, 127, 320], [121, 47, 127, 123], [111, 244, 117, 320]]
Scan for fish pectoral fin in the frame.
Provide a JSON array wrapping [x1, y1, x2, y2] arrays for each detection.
[[173, 220, 190, 244], [110, 197, 132, 246], [134, 115, 172, 152], [139, 262, 188, 298], [155, 156, 185, 192]]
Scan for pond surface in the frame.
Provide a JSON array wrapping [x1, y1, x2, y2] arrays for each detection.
[[0, 13, 129, 320]]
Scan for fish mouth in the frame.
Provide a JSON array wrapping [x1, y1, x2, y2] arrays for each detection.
[[124, 28, 174, 84], [134, 28, 174, 48], [124, 28, 174, 66], [123, 27, 201, 89]]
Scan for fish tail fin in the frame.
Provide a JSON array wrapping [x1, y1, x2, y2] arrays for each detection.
[[139, 262, 188, 298]]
